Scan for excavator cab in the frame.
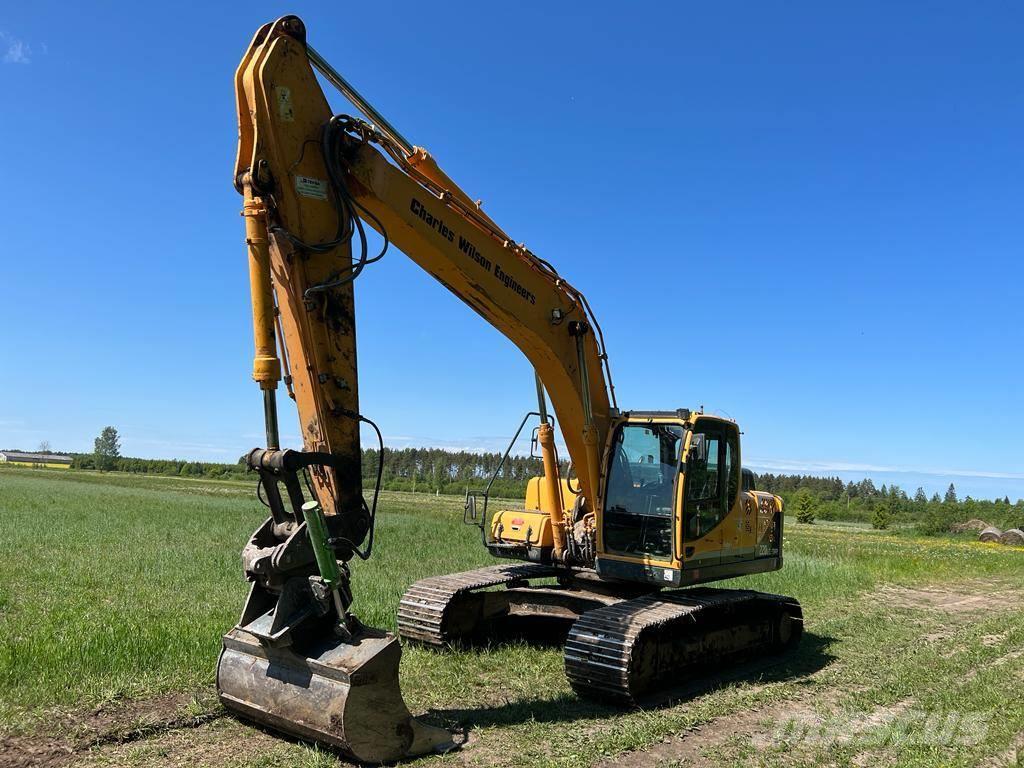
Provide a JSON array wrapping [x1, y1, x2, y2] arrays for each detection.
[[595, 412, 783, 587], [485, 411, 784, 589]]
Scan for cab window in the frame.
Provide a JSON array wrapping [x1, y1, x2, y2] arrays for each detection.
[[684, 424, 739, 539], [725, 437, 739, 506], [603, 423, 684, 559]]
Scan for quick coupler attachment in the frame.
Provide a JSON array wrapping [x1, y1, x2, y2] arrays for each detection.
[[217, 496, 453, 761]]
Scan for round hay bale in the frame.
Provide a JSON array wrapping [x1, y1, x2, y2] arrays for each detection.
[[999, 528, 1024, 547], [951, 518, 990, 533], [978, 526, 1003, 543]]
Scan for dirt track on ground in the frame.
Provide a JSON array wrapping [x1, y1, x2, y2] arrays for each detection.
[[5, 581, 1022, 768]]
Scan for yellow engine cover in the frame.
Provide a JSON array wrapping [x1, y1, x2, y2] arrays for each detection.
[[490, 509, 554, 547]]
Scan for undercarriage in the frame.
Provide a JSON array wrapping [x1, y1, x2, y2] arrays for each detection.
[[398, 564, 803, 702]]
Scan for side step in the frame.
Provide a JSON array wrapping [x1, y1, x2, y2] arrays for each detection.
[[564, 588, 803, 703], [397, 563, 562, 646]]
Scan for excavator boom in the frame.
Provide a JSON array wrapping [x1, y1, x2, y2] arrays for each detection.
[[336, 133, 614, 504]]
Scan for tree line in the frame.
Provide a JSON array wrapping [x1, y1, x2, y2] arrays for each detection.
[[52, 426, 1024, 535], [772, 474, 1023, 534], [68, 445, 565, 499], [361, 446, 568, 498]]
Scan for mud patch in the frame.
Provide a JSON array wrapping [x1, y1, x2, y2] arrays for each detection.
[[594, 710, 764, 767], [76, 718, 281, 768], [979, 731, 1024, 768], [0, 735, 75, 768], [593, 696, 832, 768], [0, 692, 222, 768], [875, 583, 1021, 617]]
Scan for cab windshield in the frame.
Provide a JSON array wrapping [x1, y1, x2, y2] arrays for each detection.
[[602, 423, 685, 559]]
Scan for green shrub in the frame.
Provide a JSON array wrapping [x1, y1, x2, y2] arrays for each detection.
[[871, 506, 893, 530], [915, 504, 958, 536], [794, 489, 817, 524]]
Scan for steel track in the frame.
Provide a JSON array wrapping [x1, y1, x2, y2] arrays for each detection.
[[397, 566, 802, 702], [396, 563, 561, 645], [565, 588, 803, 702]]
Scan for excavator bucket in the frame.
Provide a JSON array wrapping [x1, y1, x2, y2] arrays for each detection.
[[215, 467, 453, 762], [218, 624, 453, 764]]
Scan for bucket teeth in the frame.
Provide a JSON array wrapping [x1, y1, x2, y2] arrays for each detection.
[[217, 625, 454, 764]]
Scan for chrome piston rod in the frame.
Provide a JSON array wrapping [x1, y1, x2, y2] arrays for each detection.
[[307, 45, 414, 157]]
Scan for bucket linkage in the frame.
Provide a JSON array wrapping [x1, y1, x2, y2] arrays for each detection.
[[216, 448, 453, 764]]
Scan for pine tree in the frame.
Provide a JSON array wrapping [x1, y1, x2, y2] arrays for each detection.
[[873, 494, 899, 530], [793, 489, 816, 524], [944, 483, 958, 504]]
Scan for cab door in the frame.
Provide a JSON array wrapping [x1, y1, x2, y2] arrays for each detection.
[[680, 422, 735, 569], [600, 422, 684, 564], [718, 429, 746, 562]]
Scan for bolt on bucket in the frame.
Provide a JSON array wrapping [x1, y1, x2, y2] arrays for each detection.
[[218, 624, 453, 764]]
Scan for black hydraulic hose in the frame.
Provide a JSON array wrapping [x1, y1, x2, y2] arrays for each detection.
[[302, 409, 384, 562], [352, 411, 385, 561], [265, 116, 389, 296]]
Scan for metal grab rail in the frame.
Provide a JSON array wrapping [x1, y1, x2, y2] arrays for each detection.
[[463, 411, 555, 548]]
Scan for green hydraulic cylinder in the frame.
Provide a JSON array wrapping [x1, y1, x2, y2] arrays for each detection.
[[302, 500, 345, 620]]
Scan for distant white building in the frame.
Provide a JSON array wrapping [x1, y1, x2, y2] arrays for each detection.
[[0, 451, 73, 469]]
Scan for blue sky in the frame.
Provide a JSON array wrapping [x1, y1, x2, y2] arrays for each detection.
[[1, 2, 1021, 500]]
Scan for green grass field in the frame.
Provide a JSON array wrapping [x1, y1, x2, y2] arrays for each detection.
[[1, 467, 1022, 768]]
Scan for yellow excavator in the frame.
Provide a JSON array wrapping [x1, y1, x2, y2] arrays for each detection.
[[217, 16, 802, 763]]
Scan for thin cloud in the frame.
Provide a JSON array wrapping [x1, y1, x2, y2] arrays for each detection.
[[0, 30, 43, 64], [745, 456, 1024, 481], [127, 436, 237, 456], [1, 32, 34, 64]]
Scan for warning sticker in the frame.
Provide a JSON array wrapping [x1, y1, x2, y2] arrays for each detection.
[[275, 86, 295, 122], [295, 175, 328, 200]]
